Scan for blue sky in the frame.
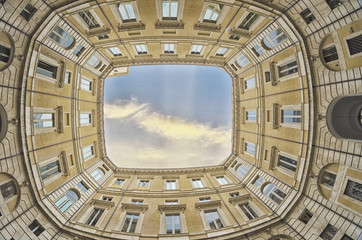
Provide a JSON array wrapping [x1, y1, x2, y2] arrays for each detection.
[[104, 65, 232, 168]]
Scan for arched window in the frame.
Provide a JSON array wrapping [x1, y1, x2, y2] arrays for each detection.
[[91, 168, 105, 181], [236, 54, 250, 67], [262, 183, 286, 204], [55, 190, 79, 212], [87, 55, 102, 69], [0, 30, 15, 71], [236, 164, 250, 177], [262, 28, 288, 50], [48, 25, 75, 49], [0, 104, 8, 142]]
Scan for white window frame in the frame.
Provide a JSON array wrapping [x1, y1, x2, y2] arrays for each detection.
[[280, 105, 302, 129], [36, 54, 62, 84], [262, 27, 288, 50], [134, 44, 148, 54], [190, 44, 204, 55], [48, 25, 75, 50], [32, 107, 59, 134], [262, 183, 286, 205], [246, 109, 257, 122], [82, 207, 107, 227], [157, 0, 185, 21], [165, 199, 179, 205], [235, 164, 250, 178], [73, 9, 104, 31], [276, 151, 299, 176], [82, 144, 95, 160], [165, 179, 178, 190], [163, 43, 176, 54], [244, 77, 256, 90], [234, 11, 263, 32], [200, 208, 226, 231], [138, 179, 150, 188], [109, 1, 142, 25], [87, 55, 102, 69], [215, 176, 230, 186], [108, 47, 123, 57], [54, 190, 79, 213], [91, 168, 104, 182], [80, 77, 93, 92], [244, 141, 256, 156], [215, 47, 228, 57], [191, 178, 205, 189], [114, 178, 125, 186], [121, 212, 140, 233], [38, 155, 65, 185], [236, 54, 250, 68], [237, 201, 263, 221], [80, 112, 92, 126]]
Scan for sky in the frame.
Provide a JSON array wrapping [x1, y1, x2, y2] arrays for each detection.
[[104, 65, 232, 168]]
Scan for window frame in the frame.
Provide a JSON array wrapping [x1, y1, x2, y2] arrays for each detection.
[[74, 9, 103, 31], [244, 77, 256, 90], [32, 107, 61, 134], [36, 55, 63, 84], [82, 144, 95, 160], [0, 180, 17, 202], [215, 47, 228, 57], [280, 105, 302, 128], [245, 109, 257, 122], [190, 44, 204, 55], [244, 141, 256, 156], [165, 179, 178, 190], [343, 31, 362, 59], [121, 212, 140, 233], [215, 176, 230, 186], [262, 183, 286, 205], [91, 168, 105, 182], [84, 207, 106, 227], [262, 27, 288, 50], [48, 25, 75, 50], [341, 177, 362, 203], [235, 11, 262, 32], [163, 43, 176, 54], [54, 189, 79, 213], [80, 77, 93, 92], [38, 155, 65, 185], [191, 178, 205, 189], [134, 44, 148, 55]]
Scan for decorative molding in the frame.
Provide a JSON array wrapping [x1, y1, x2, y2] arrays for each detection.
[[158, 204, 186, 212], [195, 200, 221, 209], [121, 203, 149, 211]]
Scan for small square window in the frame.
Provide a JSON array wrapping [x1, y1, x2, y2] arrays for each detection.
[[77, 182, 88, 192], [344, 179, 362, 201], [300, 8, 315, 24], [238, 12, 259, 30], [73, 44, 84, 56], [165, 180, 177, 190], [20, 4, 37, 21], [109, 47, 122, 56], [325, 0, 342, 10], [320, 224, 338, 240], [164, 43, 175, 53], [215, 47, 228, 56], [135, 44, 148, 54], [346, 34, 362, 56], [138, 180, 149, 187], [190, 45, 203, 54], [298, 209, 313, 224], [28, 220, 45, 236], [252, 45, 263, 56]]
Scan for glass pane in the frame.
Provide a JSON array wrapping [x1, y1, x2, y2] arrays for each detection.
[[162, 1, 169, 17], [170, 2, 178, 18]]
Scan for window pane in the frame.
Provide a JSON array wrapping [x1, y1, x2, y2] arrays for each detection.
[[344, 180, 362, 201]]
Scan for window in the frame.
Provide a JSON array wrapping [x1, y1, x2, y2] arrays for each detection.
[[281, 109, 302, 123], [341, 234, 354, 240], [322, 46, 339, 63], [199, 197, 211, 202], [164, 43, 175, 53], [109, 47, 122, 56], [86, 208, 104, 226], [131, 199, 144, 204], [325, 0, 341, 10], [236, 164, 250, 177], [278, 60, 298, 78], [33, 113, 54, 128], [115, 178, 124, 185], [91, 168, 104, 181], [28, 220, 45, 236], [238, 12, 259, 30], [87, 55, 101, 68], [102, 196, 113, 201], [321, 171, 336, 187], [138, 180, 149, 187], [0, 44, 10, 63], [73, 44, 84, 56], [162, 0, 178, 20], [298, 209, 313, 224], [40, 160, 60, 180], [236, 55, 250, 67], [65, 71, 71, 84], [80, 78, 92, 91], [245, 77, 255, 89], [245, 142, 255, 155], [265, 71, 271, 82], [203, 3, 222, 23], [253, 176, 263, 187], [122, 213, 139, 232], [216, 176, 229, 185], [263, 28, 288, 49], [165, 180, 177, 190], [300, 8, 315, 24], [165, 200, 179, 205], [166, 214, 181, 234], [48, 25, 74, 49], [263, 183, 286, 204], [80, 113, 91, 125], [0, 181, 16, 199], [118, 3, 136, 22], [252, 45, 263, 56], [55, 190, 78, 212], [344, 180, 362, 201], [278, 155, 297, 172], [246, 111, 257, 121], [192, 179, 204, 188], [231, 64, 238, 71], [346, 34, 362, 56], [239, 203, 258, 220], [79, 10, 100, 29], [82, 145, 94, 159], [215, 47, 227, 56], [190, 45, 203, 54], [135, 44, 148, 54], [20, 3, 37, 21], [229, 192, 239, 198], [77, 182, 88, 192], [97, 34, 109, 40], [229, 34, 240, 40], [36, 60, 57, 79], [320, 224, 338, 240], [204, 210, 223, 229]]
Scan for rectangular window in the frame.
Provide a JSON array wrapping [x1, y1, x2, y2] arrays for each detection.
[[33, 113, 54, 128], [164, 43, 175, 53], [204, 3, 222, 23], [231, 64, 238, 71], [80, 113, 91, 125], [344, 179, 362, 201], [246, 111, 257, 121], [205, 210, 223, 229], [37, 60, 58, 79], [238, 12, 259, 30], [122, 213, 139, 232], [239, 203, 258, 220], [298, 209, 313, 224], [85, 209, 104, 226], [118, 3, 136, 22], [245, 142, 255, 155], [115, 178, 125, 185], [82, 145, 94, 159], [229, 34, 240, 40], [253, 176, 263, 187], [138, 180, 149, 187], [252, 45, 263, 56], [0, 44, 10, 63], [131, 199, 144, 204], [79, 10, 100, 29], [80, 78, 92, 91], [20, 4, 37, 21], [192, 179, 204, 188], [265, 71, 271, 82], [0, 181, 16, 199], [77, 182, 88, 192], [109, 47, 122, 56], [300, 8, 315, 24], [165, 200, 178, 205], [28, 220, 45, 236], [322, 46, 339, 63], [341, 234, 354, 240], [40, 160, 60, 180], [162, 0, 178, 20], [73, 44, 84, 56], [135, 44, 148, 54], [190, 45, 203, 54], [102, 196, 113, 201], [165, 180, 177, 190], [320, 224, 338, 240], [229, 192, 239, 198], [216, 176, 229, 185], [245, 77, 255, 89], [199, 197, 211, 202], [278, 155, 297, 172], [166, 214, 181, 234], [278, 61, 298, 78], [65, 71, 71, 84], [282, 110, 302, 123], [215, 47, 228, 56], [97, 34, 109, 40], [325, 0, 341, 10], [346, 34, 362, 56]]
